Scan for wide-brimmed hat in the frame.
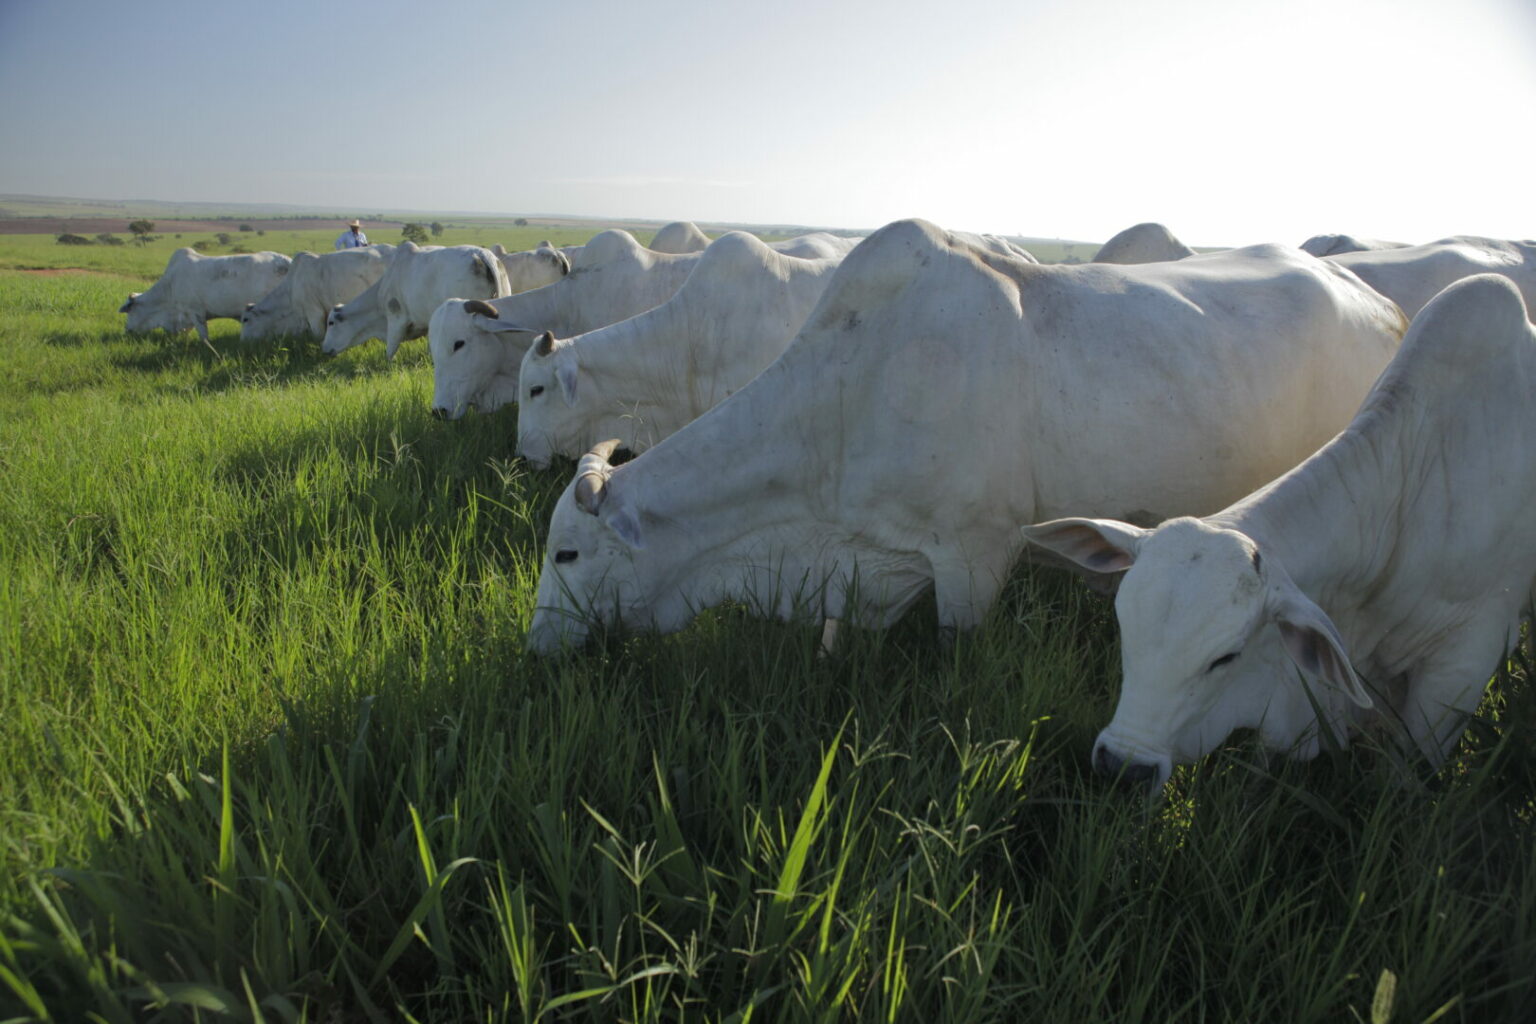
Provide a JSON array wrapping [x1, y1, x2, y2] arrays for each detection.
[[347, 219, 362, 228]]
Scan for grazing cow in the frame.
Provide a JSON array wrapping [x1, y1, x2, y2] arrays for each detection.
[[1300, 234, 1409, 258], [427, 230, 715, 414], [649, 221, 711, 253], [1324, 236, 1536, 317], [515, 231, 845, 466], [322, 243, 509, 358], [491, 241, 575, 294], [1092, 223, 1195, 264], [240, 245, 394, 341], [525, 218, 1406, 655], [1023, 275, 1536, 786], [119, 248, 292, 344]]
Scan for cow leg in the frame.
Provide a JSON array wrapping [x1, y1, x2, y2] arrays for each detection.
[[818, 617, 841, 658], [195, 319, 220, 358], [930, 557, 1008, 636], [1402, 620, 1513, 763], [385, 322, 407, 360]]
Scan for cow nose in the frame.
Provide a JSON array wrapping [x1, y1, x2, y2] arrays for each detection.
[[430, 407, 449, 421], [1092, 742, 1158, 784]]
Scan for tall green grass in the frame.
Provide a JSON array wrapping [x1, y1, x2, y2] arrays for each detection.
[[1, 254, 1533, 1021]]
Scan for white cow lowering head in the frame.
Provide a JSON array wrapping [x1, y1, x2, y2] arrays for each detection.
[[427, 299, 535, 419], [527, 440, 659, 655], [118, 291, 185, 335], [514, 331, 582, 468], [1022, 516, 1371, 787]]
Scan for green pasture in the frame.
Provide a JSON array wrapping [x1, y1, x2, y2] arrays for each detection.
[[0, 238, 1532, 1021]]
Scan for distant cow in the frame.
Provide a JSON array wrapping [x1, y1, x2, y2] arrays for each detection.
[[120, 248, 292, 344], [649, 221, 711, 254], [525, 219, 1406, 655], [1324, 236, 1536, 317], [1299, 234, 1409, 258], [321, 242, 509, 358], [1024, 275, 1536, 786], [240, 245, 394, 341], [1092, 223, 1195, 265], [491, 241, 576, 294], [515, 231, 845, 466]]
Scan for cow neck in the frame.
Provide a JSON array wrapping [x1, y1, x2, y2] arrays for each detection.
[[611, 353, 817, 559], [1216, 402, 1411, 617], [585, 291, 708, 439], [496, 281, 563, 334]]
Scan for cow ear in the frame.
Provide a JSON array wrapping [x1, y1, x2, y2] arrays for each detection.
[[1268, 583, 1372, 708], [606, 504, 644, 550], [556, 358, 578, 406], [1020, 518, 1146, 573], [492, 244, 507, 256]]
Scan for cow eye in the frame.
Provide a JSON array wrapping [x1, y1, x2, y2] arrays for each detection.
[[1208, 652, 1240, 672], [529, 385, 544, 397], [452, 339, 466, 353], [554, 549, 578, 564]]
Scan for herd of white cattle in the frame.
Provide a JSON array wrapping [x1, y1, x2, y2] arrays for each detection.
[[116, 217, 1536, 788]]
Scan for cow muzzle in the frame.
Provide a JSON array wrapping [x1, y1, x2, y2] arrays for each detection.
[[1092, 738, 1171, 789]]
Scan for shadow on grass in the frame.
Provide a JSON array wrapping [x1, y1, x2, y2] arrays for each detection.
[[77, 326, 436, 396]]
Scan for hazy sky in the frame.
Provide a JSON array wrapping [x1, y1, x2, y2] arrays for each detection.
[[2, 0, 1533, 246]]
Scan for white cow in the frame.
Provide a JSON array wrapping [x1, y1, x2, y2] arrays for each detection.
[[240, 245, 394, 341], [767, 232, 862, 259], [977, 234, 1039, 263], [491, 241, 575, 294], [1324, 236, 1536, 317], [516, 231, 845, 467], [428, 228, 862, 417], [649, 221, 711, 254], [322, 243, 509, 358], [525, 218, 1406, 655], [1299, 234, 1409, 258], [427, 230, 715, 416], [1023, 275, 1536, 786], [119, 248, 292, 344], [1092, 223, 1195, 265]]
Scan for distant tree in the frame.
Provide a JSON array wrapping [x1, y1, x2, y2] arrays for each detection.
[[238, 223, 254, 232], [430, 221, 444, 237], [95, 233, 125, 246], [128, 219, 155, 245], [401, 222, 430, 245], [230, 245, 251, 254], [56, 233, 93, 246], [514, 218, 528, 227], [174, 233, 182, 239], [215, 232, 232, 245], [256, 229, 266, 236]]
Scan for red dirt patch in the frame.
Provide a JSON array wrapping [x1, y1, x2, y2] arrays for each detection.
[[0, 217, 408, 235], [17, 267, 96, 276]]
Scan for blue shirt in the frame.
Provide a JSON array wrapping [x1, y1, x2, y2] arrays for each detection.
[[334, 229, 369, 249]]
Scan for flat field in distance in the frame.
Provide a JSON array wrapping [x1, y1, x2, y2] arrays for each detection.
[[0, 230, 1532, 1021]]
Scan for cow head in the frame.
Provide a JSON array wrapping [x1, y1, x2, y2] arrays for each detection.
[[526, 440, 654, 655], [428, 298, 537, 419], [1022, 516, 1370, 787], [515, 331, 582, 468]]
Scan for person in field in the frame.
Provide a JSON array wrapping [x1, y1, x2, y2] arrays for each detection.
[[334, 219, 369, 250]]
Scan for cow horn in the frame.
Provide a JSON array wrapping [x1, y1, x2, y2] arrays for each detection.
[[463, 299, 500, 318], [534, 331, 556, 357], [573, 439, 622, 515]]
